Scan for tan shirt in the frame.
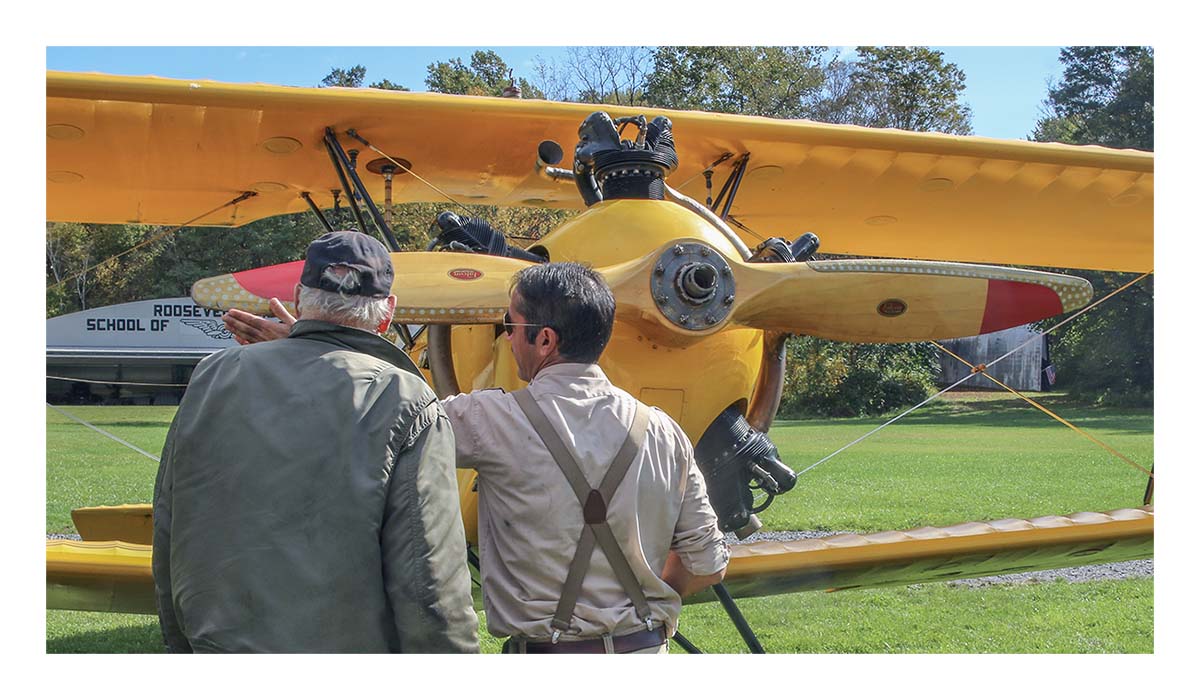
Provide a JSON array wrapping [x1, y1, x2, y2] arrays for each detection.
[[442, 363, 728, 641]]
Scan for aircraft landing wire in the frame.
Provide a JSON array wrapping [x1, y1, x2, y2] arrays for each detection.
[[932, 269, 1154, 478], [796, 270, 1153, 480], [47, 192, 258, 293], [47, 375, 188, 388], [47, 403, 160, 463]]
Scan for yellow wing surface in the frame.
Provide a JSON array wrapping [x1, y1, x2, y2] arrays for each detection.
[[49, 506, 1152, 613], [48, 71, 1152, 272]]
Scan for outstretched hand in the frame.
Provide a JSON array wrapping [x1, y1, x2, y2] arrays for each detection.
[[223, 298, 295, 345]]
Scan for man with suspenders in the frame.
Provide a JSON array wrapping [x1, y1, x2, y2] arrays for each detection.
[[441, 263, 728, 653], [224, 260, 728, 653]]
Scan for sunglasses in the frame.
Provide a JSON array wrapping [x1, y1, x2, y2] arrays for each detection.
[[502, 311, 549, 337]]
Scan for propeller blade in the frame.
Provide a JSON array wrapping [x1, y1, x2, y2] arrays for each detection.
[[730, 259, 1093, 342], [191, 260, 303, 315], [192, 253, 532, 323]]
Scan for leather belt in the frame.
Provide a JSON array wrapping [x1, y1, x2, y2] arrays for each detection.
[[520, 626, 667, 654]]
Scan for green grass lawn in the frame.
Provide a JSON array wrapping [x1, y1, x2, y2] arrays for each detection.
[[46, 392, 1153, 653]]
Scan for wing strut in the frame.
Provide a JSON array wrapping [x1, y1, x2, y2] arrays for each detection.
[[713, 581, 766, 653], [711, 153, 750, 220], [321, 128, 402, 251], [300, 191, 335, 233]]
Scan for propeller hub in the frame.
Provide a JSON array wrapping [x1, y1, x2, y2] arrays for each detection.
[[650, 242, 735, 331], [677, 262, 719, 304]]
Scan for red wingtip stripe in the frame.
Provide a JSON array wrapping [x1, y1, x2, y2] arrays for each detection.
[[231, 261, 305, 301], [980, 280, 1064, 334]]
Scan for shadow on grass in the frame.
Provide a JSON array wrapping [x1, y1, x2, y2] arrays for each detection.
[[47, 618, 163, 654]]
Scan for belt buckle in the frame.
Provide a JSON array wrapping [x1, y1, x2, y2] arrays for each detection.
[[551, 629, 562, 645]]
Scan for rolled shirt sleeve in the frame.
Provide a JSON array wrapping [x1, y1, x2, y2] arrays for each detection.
[[669, 436, 730, 577]]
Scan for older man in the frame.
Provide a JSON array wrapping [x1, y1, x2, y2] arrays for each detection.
[[224, 259, 727, 654], [153, 231, 479, 653]]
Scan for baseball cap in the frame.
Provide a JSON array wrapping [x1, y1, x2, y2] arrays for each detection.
[[300, 231, 394, 298]]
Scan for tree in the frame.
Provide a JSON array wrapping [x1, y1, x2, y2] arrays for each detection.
[[321, 65, 408, 91], [368, 78, 409, 92], [425, 50, 540, 98], [848, 47, 973, 134], [645, 46, 828, 117], [46, 222, 160, 316], [1031, 46, 1152, 150], [531, 47, 654, 105], [1031, 47, 1154, 406], [321, 65, 367, 88]]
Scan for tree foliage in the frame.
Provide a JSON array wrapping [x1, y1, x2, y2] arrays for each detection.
[[847, 47, 972, 134], [321, 65, 367, 88], [645, 46, 828, 118], [779, 336, 938, 418], [1031, 47, 1154, 406], [321, 65, 409, 91], [1031, 46, 1153, 149], [425, 50, 541, 98]]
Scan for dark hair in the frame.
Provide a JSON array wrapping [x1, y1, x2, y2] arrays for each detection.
[[511, 263, 615, 363]]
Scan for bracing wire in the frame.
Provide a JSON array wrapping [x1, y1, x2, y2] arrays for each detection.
[[47, 192, 257, 293], [47, 403, 160, 462], [797, 270, 1154, 479]]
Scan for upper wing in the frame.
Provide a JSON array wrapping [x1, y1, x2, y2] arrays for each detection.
[[48, 71, 1152, 272]]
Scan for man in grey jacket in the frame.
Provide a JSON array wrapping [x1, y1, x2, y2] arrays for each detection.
[[152, 231, 479, 653]]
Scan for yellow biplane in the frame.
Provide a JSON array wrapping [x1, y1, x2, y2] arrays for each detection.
[[46, 70, 1153, 651]]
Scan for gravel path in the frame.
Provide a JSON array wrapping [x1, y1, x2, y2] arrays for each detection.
[[726, 530, 1154, 586]]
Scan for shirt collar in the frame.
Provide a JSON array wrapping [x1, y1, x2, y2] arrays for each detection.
[[288, 319, 423, 378], [530, 362, 609, 386]]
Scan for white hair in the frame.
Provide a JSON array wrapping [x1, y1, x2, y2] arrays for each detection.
[[297, 267, 392, 331]]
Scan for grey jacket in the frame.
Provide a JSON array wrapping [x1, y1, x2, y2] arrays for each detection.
[[152, 320, 479, 653]]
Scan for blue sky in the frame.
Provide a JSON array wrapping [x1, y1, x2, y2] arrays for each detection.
[[45, 46, 1065, 140]]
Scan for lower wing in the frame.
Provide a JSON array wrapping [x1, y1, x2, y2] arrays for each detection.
[[48, 505, 1151, 613]]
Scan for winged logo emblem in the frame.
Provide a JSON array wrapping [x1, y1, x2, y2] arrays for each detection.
[[181, 318, 234, 340]]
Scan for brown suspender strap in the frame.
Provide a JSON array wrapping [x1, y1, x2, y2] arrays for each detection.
[[512, 389, 653, 638]]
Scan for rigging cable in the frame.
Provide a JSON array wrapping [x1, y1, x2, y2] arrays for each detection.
[[724, 215, 770, 245], [931, 270, 1154, 477], [47, 375, 188, 387], [342, 134, 478, 221], [796, 270, 1153, 479]]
